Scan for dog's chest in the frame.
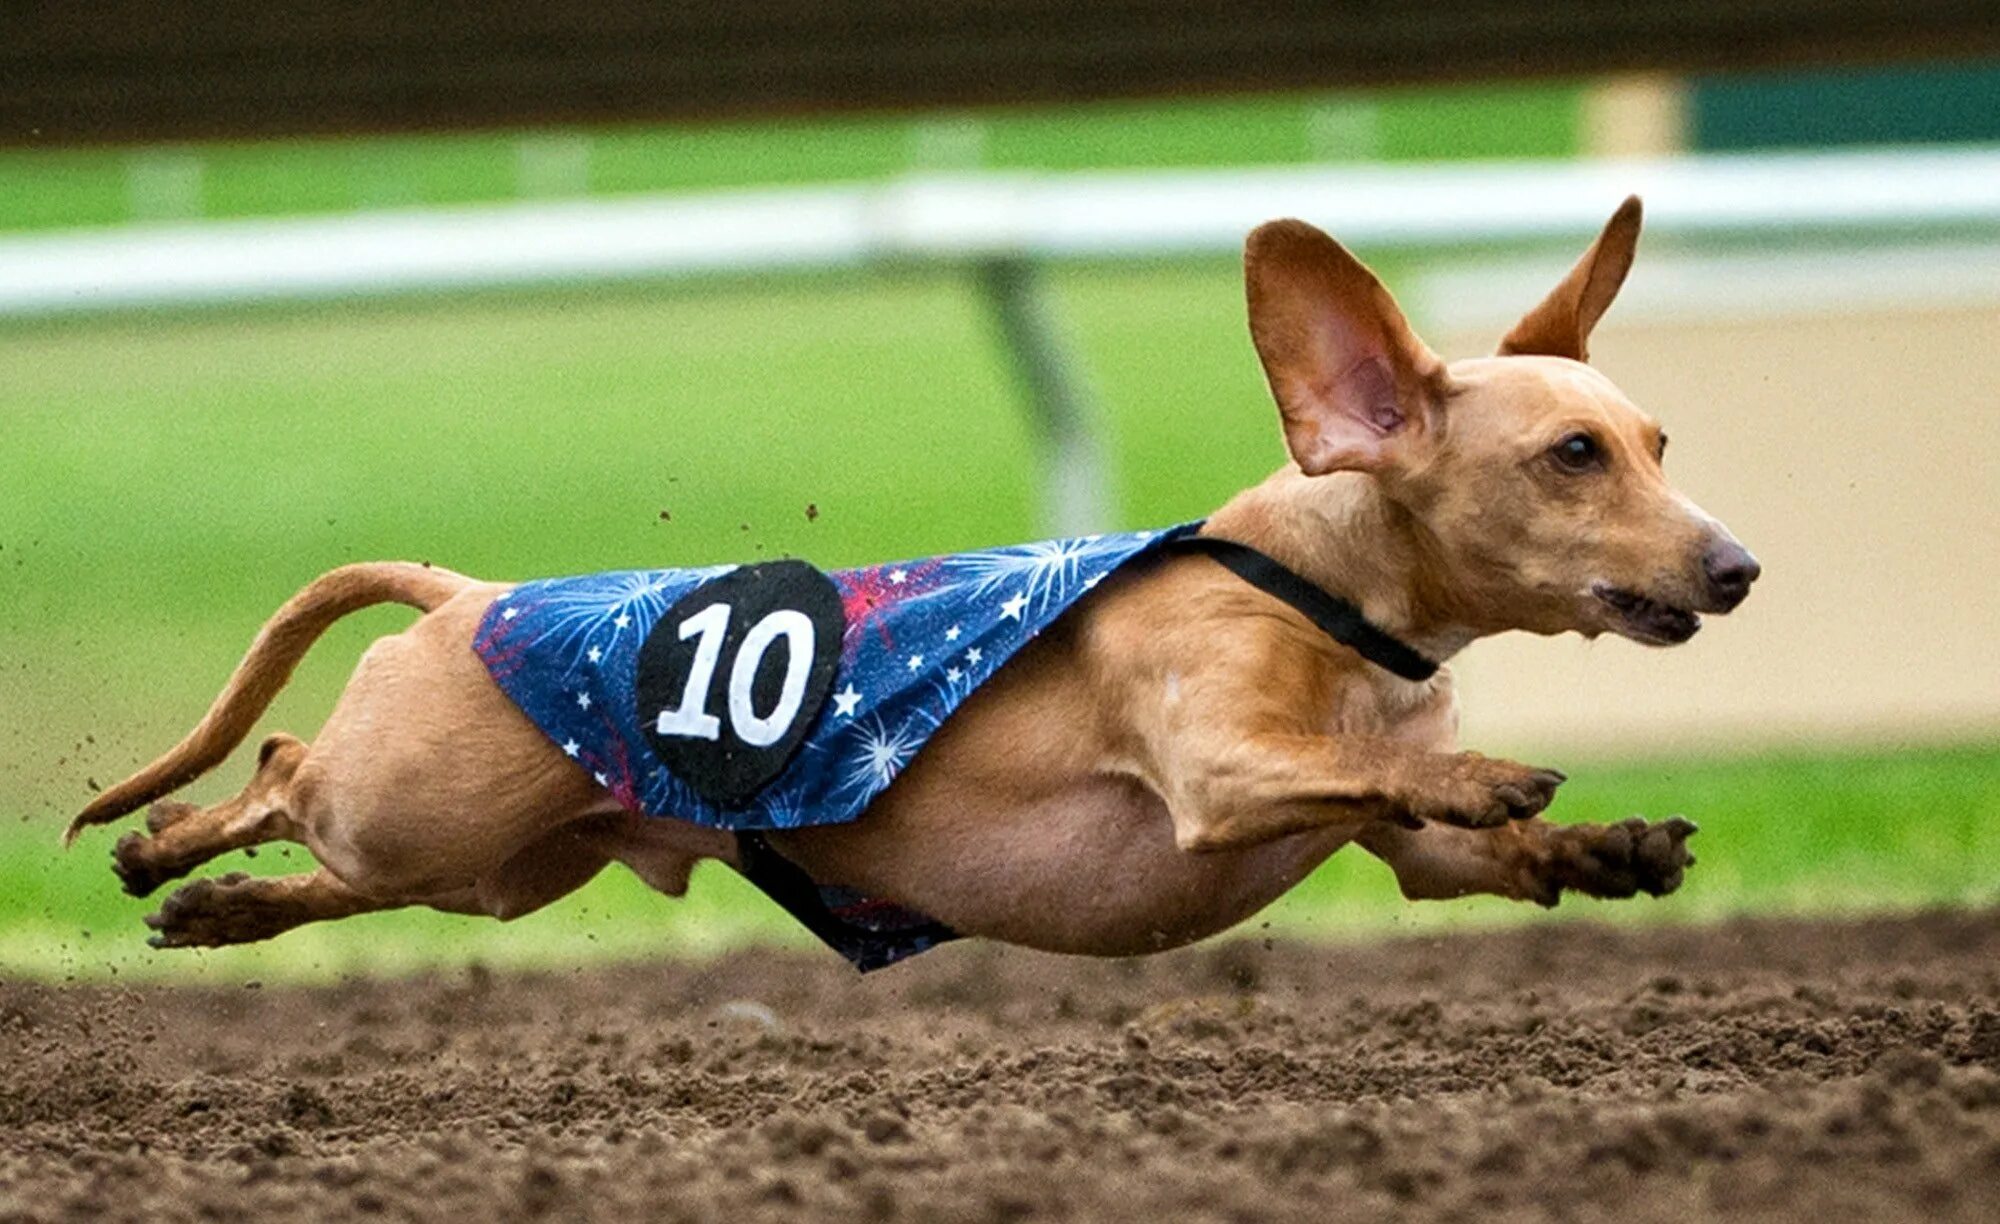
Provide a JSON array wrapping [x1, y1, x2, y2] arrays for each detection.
[[1322, 666, 1459, 749]]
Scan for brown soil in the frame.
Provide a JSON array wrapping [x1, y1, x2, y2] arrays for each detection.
[[4, 911, 1999, 1223]]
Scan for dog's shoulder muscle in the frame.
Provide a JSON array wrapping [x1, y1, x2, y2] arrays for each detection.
[[1072, 555, 1457, 752]]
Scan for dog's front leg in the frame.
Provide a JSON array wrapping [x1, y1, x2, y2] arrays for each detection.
[[1157, 732, 1565, 853], [1356, 816, 1697, 906]]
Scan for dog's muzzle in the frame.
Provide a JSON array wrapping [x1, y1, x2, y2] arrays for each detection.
[[1592, 582, 1703, 645]]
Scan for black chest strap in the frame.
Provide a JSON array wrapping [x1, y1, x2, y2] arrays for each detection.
[[1165, 535, 1439, 683]]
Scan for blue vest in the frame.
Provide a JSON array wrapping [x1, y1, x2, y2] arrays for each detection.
[[475, 523, 1201, 969]]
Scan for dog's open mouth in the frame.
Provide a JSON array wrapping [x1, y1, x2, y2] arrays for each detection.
[[1592, 582, 1701, 645]]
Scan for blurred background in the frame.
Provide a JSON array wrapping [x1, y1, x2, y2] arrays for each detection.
[[3, 4, 1996, 980]]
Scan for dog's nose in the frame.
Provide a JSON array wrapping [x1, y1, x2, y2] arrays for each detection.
[[1702, 538, 1761, 609]]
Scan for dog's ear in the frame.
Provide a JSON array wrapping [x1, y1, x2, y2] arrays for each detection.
[[1244, 219, 1447, 477], [1498, 195, 1643, 362]]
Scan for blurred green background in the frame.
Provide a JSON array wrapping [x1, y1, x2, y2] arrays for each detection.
[[3, 71, 1997, 982]]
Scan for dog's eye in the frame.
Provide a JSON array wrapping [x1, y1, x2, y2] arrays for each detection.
[[1551, 432, 1602, 472]]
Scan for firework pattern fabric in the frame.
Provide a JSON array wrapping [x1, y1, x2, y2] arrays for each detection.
[[473, 522, 1200, 832]]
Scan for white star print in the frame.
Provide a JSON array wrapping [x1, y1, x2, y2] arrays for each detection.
[[501, 607, 518, 621], [841, 716, 923, 798], [832, 685, 862, 717], [966, 647, 983, 666], [907, 653, 924, 671], [944, 625, 961, 642], [946, 666, 963, 683], [586, 646, 602, 664], [1000, 592, 1028, 621], [889, 568, 908, 584], [947, 535, 1128, 603], [576, 692, 592, 711], [612, 612, 631, 630], [562, 740, 580, 757], [593, 771, 609, 787]]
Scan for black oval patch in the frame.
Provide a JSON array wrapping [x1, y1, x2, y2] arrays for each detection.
[[635, 560, 845, 808]]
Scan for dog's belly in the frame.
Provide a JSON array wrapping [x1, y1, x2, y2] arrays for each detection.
[[775, 776, 1355, 957]]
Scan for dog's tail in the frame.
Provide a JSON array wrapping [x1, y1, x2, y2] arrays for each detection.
[[62, 562, 473, 845]]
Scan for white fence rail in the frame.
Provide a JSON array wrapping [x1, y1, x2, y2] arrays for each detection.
[[10, 144, 2000, 537], [5, 146, 2000, 318]]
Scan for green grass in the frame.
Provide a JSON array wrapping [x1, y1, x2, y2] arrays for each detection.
[[2, 274, 1995, 983], [0, 81, 1584, 233]]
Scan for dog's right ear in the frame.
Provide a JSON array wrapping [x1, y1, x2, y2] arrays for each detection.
[[1244, 219, 1447, 476]]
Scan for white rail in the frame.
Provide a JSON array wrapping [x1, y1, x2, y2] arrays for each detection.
[[4, 146, 2000, 318]]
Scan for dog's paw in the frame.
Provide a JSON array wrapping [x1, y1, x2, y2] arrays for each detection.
[[144, 872, 257, 948], [1404, 754, 1565, 829], [1534, 816, 1697, 906], [112, 831, 181, 898]]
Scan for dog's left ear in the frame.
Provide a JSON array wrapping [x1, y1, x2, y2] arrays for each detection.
[[1498, 195, 1643, 362], [1245, 218, 1448, 477]]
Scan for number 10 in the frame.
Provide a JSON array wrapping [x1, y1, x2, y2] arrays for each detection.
[[654, 602, 817, 748]]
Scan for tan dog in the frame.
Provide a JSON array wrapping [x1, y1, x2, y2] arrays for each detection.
[[67, 197, 1757, 956]]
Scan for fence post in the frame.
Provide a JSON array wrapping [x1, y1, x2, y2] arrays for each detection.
[[975, 258, 1113, 537]]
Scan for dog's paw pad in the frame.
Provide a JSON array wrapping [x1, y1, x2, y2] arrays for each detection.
[[144, 874, 259, 948], [1548, 817, 1696, 901], [1633, 817, 1697, 895], [111, 832, 166, 898]]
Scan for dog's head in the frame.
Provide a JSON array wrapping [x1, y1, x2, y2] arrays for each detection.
[[1243, 198, 1758, 645]]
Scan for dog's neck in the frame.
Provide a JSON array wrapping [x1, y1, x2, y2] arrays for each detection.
[[1203, 466, 1486, 667]]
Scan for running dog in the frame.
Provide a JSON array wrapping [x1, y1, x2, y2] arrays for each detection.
[[66, 197, 1758, 967]]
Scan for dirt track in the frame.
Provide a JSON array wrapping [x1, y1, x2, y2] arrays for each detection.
[[4, 911, 1999, 1222]]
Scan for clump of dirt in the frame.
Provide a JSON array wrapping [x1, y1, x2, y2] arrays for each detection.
[[4, 910, 2000, 1222]]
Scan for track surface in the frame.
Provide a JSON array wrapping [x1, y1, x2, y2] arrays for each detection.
[[5, 911, 2000, 1222]]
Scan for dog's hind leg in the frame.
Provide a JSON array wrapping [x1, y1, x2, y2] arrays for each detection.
[[144, 833, 606, 948], [436, 812, 734, 924], [112, 733, 312, 898], [144, 867, 394, 948], [1357, 816, 1697, 907], [586, 813, 737, 899], [143, 812, 729, 948], [469, 814, 624, 920]]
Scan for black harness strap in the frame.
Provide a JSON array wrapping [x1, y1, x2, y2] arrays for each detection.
[[1165, 535, 1439, 683], [734, 831, 960, 972]]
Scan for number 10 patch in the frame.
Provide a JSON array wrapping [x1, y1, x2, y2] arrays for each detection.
[[635, 561, 845, 808]]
